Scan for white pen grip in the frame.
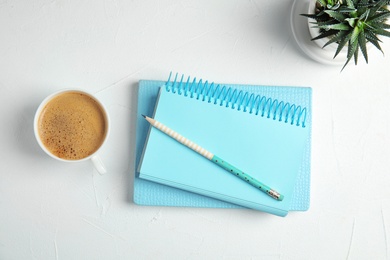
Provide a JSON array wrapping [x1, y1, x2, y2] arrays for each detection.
[[153, 121, 214, 160]]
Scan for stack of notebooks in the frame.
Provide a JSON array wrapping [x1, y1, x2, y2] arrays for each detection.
[[134, 73, 312, 217]]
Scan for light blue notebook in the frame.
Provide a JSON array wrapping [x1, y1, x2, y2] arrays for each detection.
[[135, 75, 312, 217]]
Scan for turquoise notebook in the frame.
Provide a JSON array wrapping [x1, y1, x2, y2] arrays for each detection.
[[135, 74, 312, 217]]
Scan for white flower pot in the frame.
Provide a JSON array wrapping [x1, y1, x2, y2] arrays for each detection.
[[290, 0, 346, 65]]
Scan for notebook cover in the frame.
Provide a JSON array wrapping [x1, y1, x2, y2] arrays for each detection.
[[134, 79, 312, 212]]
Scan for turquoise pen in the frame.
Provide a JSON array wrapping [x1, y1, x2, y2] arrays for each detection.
[[142, 115, 284, 201]]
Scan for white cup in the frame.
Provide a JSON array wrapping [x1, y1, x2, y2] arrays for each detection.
[[34, 89, 110, 174]]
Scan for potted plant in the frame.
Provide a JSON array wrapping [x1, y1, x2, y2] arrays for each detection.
[[301, 0, 390, 70]]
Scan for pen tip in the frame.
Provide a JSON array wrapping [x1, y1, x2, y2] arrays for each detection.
[[142, 114, 146, 118]]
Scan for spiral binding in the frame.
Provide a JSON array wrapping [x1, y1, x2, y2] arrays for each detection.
[[164, 72, 307, 128]]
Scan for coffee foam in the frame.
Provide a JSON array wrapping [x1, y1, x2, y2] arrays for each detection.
[[38, 92, 107, 160]]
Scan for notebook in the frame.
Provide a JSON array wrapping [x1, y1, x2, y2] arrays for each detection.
[[134, 75, 312, 217]]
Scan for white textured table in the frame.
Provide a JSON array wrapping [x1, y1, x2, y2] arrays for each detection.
[[1, 1, 389, 259]]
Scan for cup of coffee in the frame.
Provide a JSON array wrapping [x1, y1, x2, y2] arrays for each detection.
[[34, 89, 110, 174]]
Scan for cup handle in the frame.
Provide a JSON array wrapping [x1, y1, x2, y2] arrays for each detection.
[[91, 155, 107, 174]]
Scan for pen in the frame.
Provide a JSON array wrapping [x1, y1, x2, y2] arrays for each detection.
[[142, 115, 284, 201]]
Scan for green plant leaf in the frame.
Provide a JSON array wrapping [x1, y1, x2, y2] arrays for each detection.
[[315, 19, 340, 27], [354, 44, 359, 65], [372, 0, 389, 13], [365, 30, 384, 53], [312, 29, 339, 41], [357, 0, 377, 8], [345, 17, 358, 26], [358, 30, 368, 63], [300, 14, 321, 20], [323, 30, 348, 48], [346, 0, 355, 8], [382, 23, 390, 29], [358, 0, 369, 6], [367, 11, 390, 23], [334, 31, 353, 58], [351, 26, 361, 43], [328, 2, 341, 9], [317, 0, 327, 7], [317, 22, 350, 30], [338, 6, 357, 13], [359, 9, 370, 21], [341, 37, 359, 70], [324, 10, 347, 21], [374, 27, 390, 37]]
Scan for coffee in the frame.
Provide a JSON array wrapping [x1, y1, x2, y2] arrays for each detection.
[[37, 91, 107, 160]]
